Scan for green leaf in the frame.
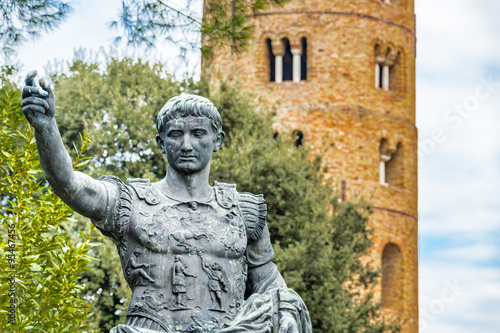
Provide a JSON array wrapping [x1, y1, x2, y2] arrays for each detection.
[[29, 263, 42, 271]]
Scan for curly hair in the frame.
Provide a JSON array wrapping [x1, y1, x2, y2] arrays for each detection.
[[156, 94, 223, 136]]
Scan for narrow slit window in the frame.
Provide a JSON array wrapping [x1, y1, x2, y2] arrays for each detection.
[[301, 37, 307, 80], [378, 64, 383, 88], [282, 38, 293, 81], [266, 38, 275, 82]]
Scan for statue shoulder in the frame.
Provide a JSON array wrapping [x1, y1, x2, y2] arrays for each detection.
[[213, 181, 268, 243], [238, 191, 268, 243], [126, 178, 160, 206], [94, 175, 134, 250]]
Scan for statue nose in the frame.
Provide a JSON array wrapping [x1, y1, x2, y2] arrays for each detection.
[[181, 136, 194, 151]]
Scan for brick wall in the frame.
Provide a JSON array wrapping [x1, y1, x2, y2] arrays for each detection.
[[205, 1, 418, 331]]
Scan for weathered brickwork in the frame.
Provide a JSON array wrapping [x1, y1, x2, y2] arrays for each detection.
[[204, 0, 417, 332]]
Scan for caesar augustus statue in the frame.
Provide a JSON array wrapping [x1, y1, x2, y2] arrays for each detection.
[[21, 71, 312, 333]]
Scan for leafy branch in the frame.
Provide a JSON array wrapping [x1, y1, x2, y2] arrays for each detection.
[[109, 0, 291, 57], [0, 1, 73, 57]]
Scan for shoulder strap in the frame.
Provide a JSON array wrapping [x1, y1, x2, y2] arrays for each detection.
[[214, 181, 238, 209], [238, 192, 267, 243], [126, 178, 160, 206], [97, 175, 133, 252]]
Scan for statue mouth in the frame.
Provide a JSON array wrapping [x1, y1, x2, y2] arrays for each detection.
[[179, 156, 197, 161]]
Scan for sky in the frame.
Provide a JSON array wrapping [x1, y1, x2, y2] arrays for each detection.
[[415, 0, 500, 332], [6, 0, 500, 332]]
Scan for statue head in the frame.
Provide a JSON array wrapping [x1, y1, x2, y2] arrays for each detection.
[[156, 94, 224, 139], [134, 249, 142, 256], [155, 94, 225, 175]]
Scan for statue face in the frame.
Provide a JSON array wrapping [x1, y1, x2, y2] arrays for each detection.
[[156, 115, 222, 175]]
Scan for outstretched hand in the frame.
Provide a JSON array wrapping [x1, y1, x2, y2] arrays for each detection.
[[21, 70, 56, 130]]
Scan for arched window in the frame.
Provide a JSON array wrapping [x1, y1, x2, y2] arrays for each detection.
[[377, 64, 384, 89], [268, 37, 306, 83], [379, 139, 390, 185], [385, 142, 404, 187], [374, 44, 384, 89], [282, 38, 293, 81], [293, 130, 304, 147], [266, 38, 275, 82], [379, 140, 404, 187], [389, 51, 403, 93], [382, 243, 403, 312], [301, 37, 307, 80], [374, 45, 401, 91]]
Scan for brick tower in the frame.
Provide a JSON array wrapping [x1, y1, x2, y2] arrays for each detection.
[[204, 0, 417, 331]]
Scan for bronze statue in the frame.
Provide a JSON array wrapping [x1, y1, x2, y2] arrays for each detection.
[[21, 70, 311, 333]]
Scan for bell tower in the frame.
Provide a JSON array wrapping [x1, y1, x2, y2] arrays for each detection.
[[205, 0, 418, 331]]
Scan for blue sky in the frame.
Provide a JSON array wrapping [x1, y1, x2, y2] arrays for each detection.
[[6, 0, 500, 332], [416, 1, 500, 331]]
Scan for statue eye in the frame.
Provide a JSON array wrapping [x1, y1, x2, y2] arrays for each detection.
[[193, 130, 205, 137], [169, 131, 182, 138]]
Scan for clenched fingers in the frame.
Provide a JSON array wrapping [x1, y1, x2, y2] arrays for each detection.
[[22, 86, 49, 99], [39, 78, 52, 94], [22, 96, 49, 112], [25, 70, 38, 86]]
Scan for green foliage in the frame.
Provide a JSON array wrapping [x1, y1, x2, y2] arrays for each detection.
[[0, 1, 73, 57], [110, 0, 291, 56], [0, 67, 95, 332], [54, 56, 182, 181], [201, 0, 290, 55], [52, 57, 399, 332]]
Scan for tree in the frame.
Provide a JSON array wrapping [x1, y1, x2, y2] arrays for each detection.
[[0, 66, 95, 332], [52, 56, 399, 332], [110, 0, 290, 56], [0, 1, 73, 57]]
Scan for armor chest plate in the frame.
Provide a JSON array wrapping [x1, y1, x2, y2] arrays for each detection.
[[120, 197, 248, 332]]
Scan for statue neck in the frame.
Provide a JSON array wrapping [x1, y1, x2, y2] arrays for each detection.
[[162, 164, 212, 202]]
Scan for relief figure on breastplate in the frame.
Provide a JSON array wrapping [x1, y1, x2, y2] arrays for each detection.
[[169, 228, 210, 252], [222, 212, 246, 254], [172, 255, 197, 310], [131, 288, 169, 313], [21, 80, 313, 333], [126, 249, 155, 286], [139, 207, 171, 251], [197, 250, 228, 312]]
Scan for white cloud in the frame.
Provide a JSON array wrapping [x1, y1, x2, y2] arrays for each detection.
[[417, 1, 500, 332], [419, 261, 500, 333], [416, 0, 500, 77], [437, 244, 499, 263]]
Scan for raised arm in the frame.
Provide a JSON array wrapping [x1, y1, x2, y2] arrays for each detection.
[[21, 71, 111, 220]]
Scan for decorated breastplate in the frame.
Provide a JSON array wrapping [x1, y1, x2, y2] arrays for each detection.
[[120, 180, 249, 332]]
